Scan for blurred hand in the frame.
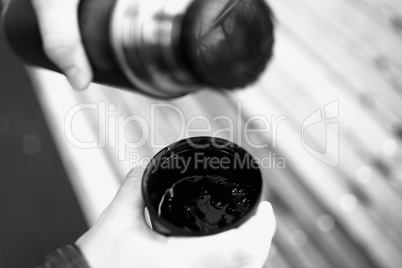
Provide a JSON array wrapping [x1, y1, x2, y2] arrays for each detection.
[[32, 0, 92, 90], [76, 167, 276, 268]]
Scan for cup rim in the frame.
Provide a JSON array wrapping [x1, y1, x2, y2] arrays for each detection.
[[142, 136, 263, 236]]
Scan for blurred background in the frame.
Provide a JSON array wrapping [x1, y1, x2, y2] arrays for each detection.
[[0, 8, 88, 268], [1, 0, 402, 267]]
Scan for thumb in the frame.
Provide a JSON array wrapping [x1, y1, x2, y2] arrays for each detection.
[[109, 166, 145, 218], [32, 0, 93, 90]]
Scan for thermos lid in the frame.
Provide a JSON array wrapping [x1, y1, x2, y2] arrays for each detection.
[[182, 0, 274, 89], [111, 0, 274, 98]]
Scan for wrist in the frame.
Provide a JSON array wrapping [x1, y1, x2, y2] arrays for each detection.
[[75, 230, 112, 268]]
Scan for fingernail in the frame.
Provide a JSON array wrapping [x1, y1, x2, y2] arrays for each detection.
[[144, 207, 153, 229], [67, 68, 91, 91]]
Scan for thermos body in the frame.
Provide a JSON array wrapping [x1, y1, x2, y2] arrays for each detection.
[[2, 0, 275, 98], [3, 0, 201, 98]]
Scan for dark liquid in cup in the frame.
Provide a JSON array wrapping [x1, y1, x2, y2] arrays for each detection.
[[158, 175, 256, 232]]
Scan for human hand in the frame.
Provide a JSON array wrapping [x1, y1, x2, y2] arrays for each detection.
[[31, 0, 92, 90], [76, 167, 276, 268]]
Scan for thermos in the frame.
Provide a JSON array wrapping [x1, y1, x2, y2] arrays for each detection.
[[2, 0, 274, 98]]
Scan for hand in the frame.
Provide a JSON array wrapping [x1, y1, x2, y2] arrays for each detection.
[[76, 167, 276, 268], [32, 0, 92, 90]]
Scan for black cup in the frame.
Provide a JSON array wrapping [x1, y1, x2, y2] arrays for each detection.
[[142, 137, 263, 236]]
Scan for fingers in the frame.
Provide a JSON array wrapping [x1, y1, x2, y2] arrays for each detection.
[[234, 201, 276, 268], [164, 201, 276, 268], [32, 0, 93, 90]]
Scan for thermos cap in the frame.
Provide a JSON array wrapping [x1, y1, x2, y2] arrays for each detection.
[[111, 0, 274, 98], [182, 0, 275, 89]]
